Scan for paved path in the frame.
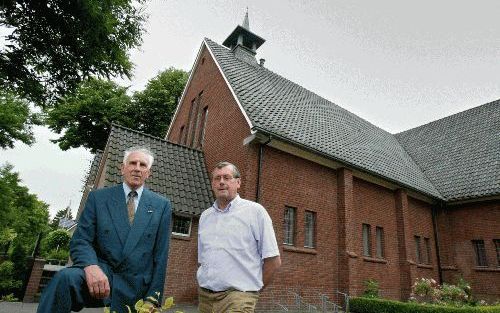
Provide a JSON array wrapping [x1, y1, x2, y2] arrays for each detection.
[[0, 302, 199, 313]]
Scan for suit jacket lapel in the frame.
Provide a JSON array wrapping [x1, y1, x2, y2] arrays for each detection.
[[108, 185, 130, 246], [122, 188, 154, 256]]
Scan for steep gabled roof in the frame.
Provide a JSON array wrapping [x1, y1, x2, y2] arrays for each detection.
[[101, 125, 213, 215], [396, 100, 500, 201], [204, 38, 442, 199]]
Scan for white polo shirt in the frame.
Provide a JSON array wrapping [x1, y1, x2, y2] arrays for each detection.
[[197, 195, 280, 292]]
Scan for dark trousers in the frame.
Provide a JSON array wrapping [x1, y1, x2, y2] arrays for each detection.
[[36, 267, 104, 313]]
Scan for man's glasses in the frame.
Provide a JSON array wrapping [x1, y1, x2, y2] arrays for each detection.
[[212, 175, 237, 182]]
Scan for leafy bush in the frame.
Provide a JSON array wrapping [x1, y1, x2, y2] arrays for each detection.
[[0, 261, 22, 292], [42, 229, 71, 254], [46, 249, 69, 262], [0, 293, 19, 302], [362, 279, 380, 298], [350, 297, 500, 313]]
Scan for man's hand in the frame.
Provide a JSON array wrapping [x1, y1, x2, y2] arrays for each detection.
[[84, 265, 110, 299]]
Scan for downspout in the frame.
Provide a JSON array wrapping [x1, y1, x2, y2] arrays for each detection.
[[255, 136, 272, 203], [432, 201, 444, 284]]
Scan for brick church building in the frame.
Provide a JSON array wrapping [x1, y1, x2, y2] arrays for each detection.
[[73, 14, 499, 309]]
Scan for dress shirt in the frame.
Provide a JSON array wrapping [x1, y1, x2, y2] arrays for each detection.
[[197, 195, 280, 292], [122, 183, 144, 212]]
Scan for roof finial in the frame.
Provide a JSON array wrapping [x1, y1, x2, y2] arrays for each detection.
[[242, 7, 250, 30]]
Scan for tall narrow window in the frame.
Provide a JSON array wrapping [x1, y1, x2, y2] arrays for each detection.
[[415, 236, 422, 264], [375, 226, 385, 258], [190, 91, 203, 147], [304, 211, 316, 248], [178, 125, 185, 144], [472, 240, 488, 267], [283, 207, 296, 245], [197, 106, 208, 148], [362, 224, 371, 256], [186, 98, 196, 146], [424, 237, 432, 264], [494, 239, 500, 266]]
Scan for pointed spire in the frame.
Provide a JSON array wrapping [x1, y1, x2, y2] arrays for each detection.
[[242, 8, 250, 30]]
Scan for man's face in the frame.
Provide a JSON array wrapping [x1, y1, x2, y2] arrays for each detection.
[[211, 165, 241, 203], [121, 151, 151, 189]]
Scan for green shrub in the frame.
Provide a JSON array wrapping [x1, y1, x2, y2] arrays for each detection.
[[0, 293, 19, 302], [0, 261, 22, 292], [46, 249, 69, 262], [350, 297, 500, 313], [362, 279, 380, 298], [42, 229, 71, 254]]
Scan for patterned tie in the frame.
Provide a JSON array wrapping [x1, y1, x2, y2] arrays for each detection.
[[127, 190, 138, 224]]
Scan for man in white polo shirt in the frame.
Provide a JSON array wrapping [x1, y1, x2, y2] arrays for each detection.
[[197, 161, 281, 313]]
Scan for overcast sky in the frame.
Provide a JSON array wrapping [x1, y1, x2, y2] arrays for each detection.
[[1, 0, 499, 218]]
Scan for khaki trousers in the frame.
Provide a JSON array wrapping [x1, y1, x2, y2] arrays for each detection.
[[198, 287, 259, 313]]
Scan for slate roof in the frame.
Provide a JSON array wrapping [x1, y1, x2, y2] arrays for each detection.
[[82, 150, 102, 190], [101, 125, 213, 215], [204, 38, 443, 199], [395, 100, 500, 201]]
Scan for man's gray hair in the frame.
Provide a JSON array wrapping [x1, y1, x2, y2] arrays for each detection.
[[213, 161, 241, 178], [123, 146, 155, 169]]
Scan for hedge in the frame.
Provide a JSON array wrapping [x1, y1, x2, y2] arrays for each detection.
[[350, 297, 500, 313]]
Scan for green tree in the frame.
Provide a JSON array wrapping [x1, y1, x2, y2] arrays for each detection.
[[0, 163, 50, 251], [46, 68, 188, 152], [42, 229, 71, 253], [45, 78, 134, 152], [49, 207, 74, 230], [131, 67, 189, 136], [0, 0, 146, 106], [0, 90, 41, 149]]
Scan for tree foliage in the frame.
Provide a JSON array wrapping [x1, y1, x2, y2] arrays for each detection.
[[42, 229, 71, 253], [0, 0, 146, 106], [49, 207, 73, 230], [131, 68, 189, 137], [46, 78, 133, 152], [46, 67, 188, 152], [0, 163, 49, 251], [0, 90, 40, 149]]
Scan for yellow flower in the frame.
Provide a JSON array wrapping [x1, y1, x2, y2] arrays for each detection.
[[162, 296, 174, 310]]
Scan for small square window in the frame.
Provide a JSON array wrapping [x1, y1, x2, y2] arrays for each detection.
[[172, 215, 192, 236]]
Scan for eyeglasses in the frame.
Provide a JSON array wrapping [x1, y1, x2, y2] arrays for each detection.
[[212, 175, 238, 182]]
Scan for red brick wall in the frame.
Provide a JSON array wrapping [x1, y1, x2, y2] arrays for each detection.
[[167, 45, 258, 200], [258, 146, 339, 308], [437, 201, 500, 301], [23, 258, 45, 303], [164, 220, 200, 304], [352, 178, 402, 299], [407, 197, 439, 283]]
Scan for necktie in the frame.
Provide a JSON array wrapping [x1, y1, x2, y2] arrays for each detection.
[[127, 190, 138, 224]]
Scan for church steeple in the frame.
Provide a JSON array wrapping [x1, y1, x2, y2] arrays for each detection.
[[222, 10, 265, 57]]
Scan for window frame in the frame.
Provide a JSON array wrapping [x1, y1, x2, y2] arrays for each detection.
[[424, 237, 432, 265], [375, 226, 385, 259], [171, 214, 192, 237], [283, 206, 297, 246], [414, 235, 422, 264], [304, 210, 316, 248], [198, 106, 209, 148], [362, 223, 372, 257], [472, 239, 488, 267], [494, 239, 500, 267]]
